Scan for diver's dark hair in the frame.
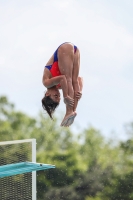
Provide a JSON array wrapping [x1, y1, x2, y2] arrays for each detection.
[[42, 95, 59, 119]]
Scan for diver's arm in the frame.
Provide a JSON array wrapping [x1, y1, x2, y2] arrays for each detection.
[[43, 75, 74, 106], [72, 77, 83, 111]]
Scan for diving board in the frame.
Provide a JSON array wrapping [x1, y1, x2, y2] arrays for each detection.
[[0, 162, 55, 178], [0, 139, 37, 200], [0, 139, 54, 200]]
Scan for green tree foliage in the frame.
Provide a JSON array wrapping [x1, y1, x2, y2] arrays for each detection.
[[0, 96, 36, 141], [101, 130, 133, 200], [1, 96, 133, 200]]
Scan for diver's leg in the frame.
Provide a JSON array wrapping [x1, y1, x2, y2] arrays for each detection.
[[72, 48, 80, 112], [58, 43, 75, 126], [64, 48, 81, 127]]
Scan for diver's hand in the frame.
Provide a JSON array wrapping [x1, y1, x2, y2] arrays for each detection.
[[64, 96, 74, 107], [75, 91, 82, 100]]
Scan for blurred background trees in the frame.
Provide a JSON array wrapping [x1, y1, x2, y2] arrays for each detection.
[[0, 95, 133, 200]]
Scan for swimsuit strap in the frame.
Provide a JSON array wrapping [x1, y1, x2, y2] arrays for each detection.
[[45, 65, 52, 70], [54, 49, 58, 62], [74, 45, 77, 53]]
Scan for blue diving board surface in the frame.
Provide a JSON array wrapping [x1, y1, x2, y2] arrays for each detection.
[[0, 162, 55, 178]]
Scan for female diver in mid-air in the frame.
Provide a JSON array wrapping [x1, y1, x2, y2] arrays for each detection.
[[42, 42, 83, 127]]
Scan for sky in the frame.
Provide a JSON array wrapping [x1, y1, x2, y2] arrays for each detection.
[[0, 0, 133, 139]]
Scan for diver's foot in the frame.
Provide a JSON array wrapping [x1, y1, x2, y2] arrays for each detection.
[[60, 112, 75, 127], [65, 112, 77, 127], [60, 112, 77, 127]]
